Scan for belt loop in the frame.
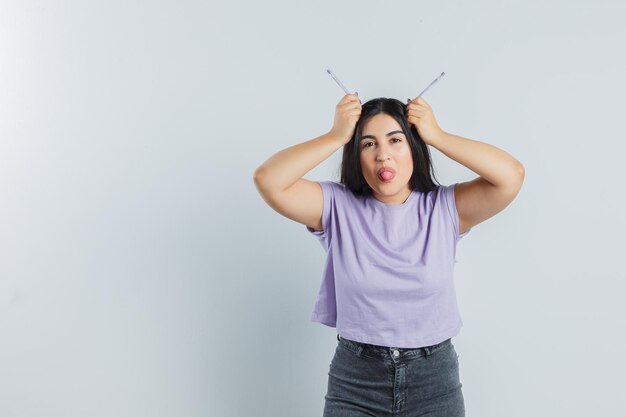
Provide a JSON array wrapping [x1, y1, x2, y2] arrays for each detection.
[[337, 334, 340, 341], [423, 346, 431, 357], [355, 345, 363, 357]]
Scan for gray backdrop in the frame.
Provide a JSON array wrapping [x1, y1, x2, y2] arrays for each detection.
[[1, 1, 624, 416]]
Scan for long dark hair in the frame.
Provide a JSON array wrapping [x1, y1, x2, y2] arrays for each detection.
[[340, 97, 441, 197]]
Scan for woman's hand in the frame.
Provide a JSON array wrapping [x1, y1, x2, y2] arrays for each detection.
[[405, 97, 445, 146], [329, 93, 362, 145]]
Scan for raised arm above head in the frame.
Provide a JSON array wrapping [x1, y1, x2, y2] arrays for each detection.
[[253, 93, 362, 230]]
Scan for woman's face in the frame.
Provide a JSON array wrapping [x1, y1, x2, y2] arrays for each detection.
[[359, 113, 414, 204]]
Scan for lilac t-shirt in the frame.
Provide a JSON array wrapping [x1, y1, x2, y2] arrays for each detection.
[[306, 181, 471, 348]]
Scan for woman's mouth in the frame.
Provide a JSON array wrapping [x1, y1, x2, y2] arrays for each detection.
[[377, 167, 396, 182]]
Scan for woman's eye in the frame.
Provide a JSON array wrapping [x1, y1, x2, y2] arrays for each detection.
[[363, 138, 401, 149]]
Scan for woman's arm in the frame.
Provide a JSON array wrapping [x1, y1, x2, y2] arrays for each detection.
[[405, 96, 524, 234], [253, 131, 347, 231], [433, 132, 525, 235], [432, 132, 524, 235], [253, 94, 361, 231], [253, 131, 346, 194], [430, 132, 524, 189], [406, 96, 523, 188], [253, 93, 361, 193]]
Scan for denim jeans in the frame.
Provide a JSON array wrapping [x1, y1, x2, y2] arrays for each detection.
[[323, 334, 465, 417]]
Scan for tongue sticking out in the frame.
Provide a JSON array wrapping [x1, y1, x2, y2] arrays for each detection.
[[379, 171, 395, 181]]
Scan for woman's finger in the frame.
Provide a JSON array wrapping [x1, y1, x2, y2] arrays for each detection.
[[406, 104, 427, 113], [407, 109, 426, 117], [338, 93, 359, 106], [407, 97, 430, 108], [415, 97, 430, 106], [338, 99, 361, 109]]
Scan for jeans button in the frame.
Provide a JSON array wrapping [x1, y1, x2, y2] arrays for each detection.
[[393, 350, 400, 357]]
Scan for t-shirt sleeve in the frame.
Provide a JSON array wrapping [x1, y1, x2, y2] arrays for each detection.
[[305, 180, 334, 249], [442, 183, 471, 241]]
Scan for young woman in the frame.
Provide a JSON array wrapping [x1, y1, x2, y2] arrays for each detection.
[[253, 92, 524, 416]]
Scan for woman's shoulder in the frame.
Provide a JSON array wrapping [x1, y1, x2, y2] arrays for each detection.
[[316, 180, 361, 203], [316, 180, 347, 193]]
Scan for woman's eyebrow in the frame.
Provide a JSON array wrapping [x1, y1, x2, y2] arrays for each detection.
[[360, 130, 405, 141]]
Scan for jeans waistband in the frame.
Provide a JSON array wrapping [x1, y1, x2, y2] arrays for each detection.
[[336, 334, 452, 360]]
